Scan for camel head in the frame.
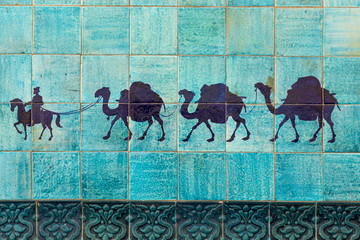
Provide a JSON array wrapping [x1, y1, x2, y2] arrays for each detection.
[[254, 82, 272, 98], [10, 98, 23, 112], [179, 89, 196, 102], [95, 87, 110, 98]]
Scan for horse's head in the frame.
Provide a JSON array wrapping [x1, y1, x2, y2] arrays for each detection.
[[95, 87, 110, 98], [10, 98, 23, 112]]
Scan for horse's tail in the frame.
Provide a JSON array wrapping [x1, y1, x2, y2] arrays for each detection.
[[54, 113, 63, 128]]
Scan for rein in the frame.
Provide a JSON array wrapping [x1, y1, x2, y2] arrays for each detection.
[[40, 97, 102, 115], [240, 88, 258, 115]]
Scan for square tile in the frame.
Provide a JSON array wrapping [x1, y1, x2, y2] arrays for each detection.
[[227, 56, 274, 104], [227, 153, 274, 200], [226, 106, 274, 152], [0, 55, 31, 102], [276, 0, 321, 6], [131, 7, 177, 54], [0, 0, 31, 3], [130, 152, 177, 200], [324, 57, 360, 104], [82, 7, 129, 54], [81, 103, 129, 151], [275, 57, 322, 104], [275, 153, 323, 201], [34, 0, 80, 4], [81, 152, 128, 199], [81, 56, 128, 104], [179, 8, 225, 55], [0, 7, 32, 54], [0, 152, 31, 199], [32, 55, 80, 103], [324, 9, 360, 56], [324, 154, 360, 201], [227, 0, 273, 6], [324, 105, 360, 152], [33, 152, 80, 199], [180, 0, 225, 5], [179, 153, 225, 200], [275, 9, 323, 56], [129, 104, 177, 151], [32, 104, 80, 151], [324, 0, 360, 6], [130, 56, 177, 103], [132, 0, 176, 5], [83, 0, 128, 5], [33, 7, 80, 54], [227, 8, 274, 55]]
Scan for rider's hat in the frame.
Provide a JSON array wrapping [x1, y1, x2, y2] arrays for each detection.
[[34, 87, 40, 91]]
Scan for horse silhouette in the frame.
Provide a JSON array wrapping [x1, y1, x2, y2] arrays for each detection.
[[178, 83, 250, 142], [254, 76, 340, 143], [95, 82, 166, 141], [10, 98, 62, 140]]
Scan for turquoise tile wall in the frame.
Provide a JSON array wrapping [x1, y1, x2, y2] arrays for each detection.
[[1, 0, 360, 208]]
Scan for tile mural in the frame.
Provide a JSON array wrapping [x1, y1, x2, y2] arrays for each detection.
[[1, 0, 360, 238]]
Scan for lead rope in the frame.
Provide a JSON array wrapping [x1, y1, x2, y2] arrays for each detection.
[[40, 97, 102, 115], [240, 88, 258, 115]]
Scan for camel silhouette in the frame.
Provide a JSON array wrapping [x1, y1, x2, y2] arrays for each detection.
[[178, 83, 250, 142], [254, 76, 340, 143], [95, 82, 166, 141], [10, 98, 62, 140]]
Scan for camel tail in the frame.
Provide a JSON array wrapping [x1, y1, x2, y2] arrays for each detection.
[[244, 104, 247, 113], [163, 102, 166, 112], [55, 113, 63, 128], [336, 102, 341, 111]]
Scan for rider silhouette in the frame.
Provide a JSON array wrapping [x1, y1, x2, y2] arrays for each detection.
[[25, 87, 44, 126]]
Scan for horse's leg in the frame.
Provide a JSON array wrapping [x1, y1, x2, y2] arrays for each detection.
[[183, 121, 202, 142], [138, 118, 153, 140], [153, 113, 165, 142], [227, 115, 241, 142], [324, 111, 336, 143], [14, 122, 22, 134], [39, 124, 47, 140], [23, 124, 27, 140], [290, 116, 300, 143], [204, 121, 215, 142], [271, 116, 289, 142], [103, 115, 121, 140], [48, 123, 53, 141], [121, 116, 132, 141], [310, 116, 323, 142]]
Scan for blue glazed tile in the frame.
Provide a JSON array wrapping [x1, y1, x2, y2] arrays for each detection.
[[130, 56, 177, 103], [0, 0, 31, 3], [276, 0, 321, 6], [324, 57, 360, 104], [226, 106, 274, 152], [32, 55, 80, 103], [275, 57, 322, 104], [82, 7, 129, 54], [324, 0, 360, 6], [81, 104, 129, 151], [83, 0, 128, 5], [0, 104, 31, 150], [324, 154, 360, 201], [227, 153, 274, 200], [33, 7, 80, 54], [275, 153, 323, 201], [324, 105, 360, 152], [32, 104, 80, 151], [129, 104, 177, 151], [227, 8, 274, 55], [227, 56, 274, 104], [0, 7, 32, 54], [276, 9, 323, 56], [81, 152, 128, 199], [81, 56, 128, 104], [33, 152, 80, 199], [0, 55, 31, 102], [180, 0, 225, 6], [34, 0, 80, 4], [179, 153, 225, 200], [131, 7, 177, 55], [130, 152, 177, 200], [0, 152, 31, 199], [132, 0, 176, 5], [179, 8, 225, 55], [324, 9, 360, 56], [227, 0, 273, 6]]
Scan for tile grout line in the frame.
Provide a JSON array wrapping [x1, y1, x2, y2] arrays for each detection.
[[322, 0, 325, 205], [273, 0, 277, 205], [79, 0, 83, 239], [176, 1, 179, 238], [224, 2, 228, 238], [128, 1, 131, 239]]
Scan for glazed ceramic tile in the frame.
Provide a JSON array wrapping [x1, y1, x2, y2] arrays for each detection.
[[0, 7, 32, 53], [324, 0, 360, 6], [34, 0, 80, 4], [276, 0, 322, 6], [0, 0, 31, 3], [83, 0, 128, 5], [132, 0, 176, 5], [179, 0, 225, 5], [227, 0, 273, 6]]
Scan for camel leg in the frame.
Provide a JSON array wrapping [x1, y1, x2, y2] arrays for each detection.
[[271, 116, 289, 142], [310, 117, 323, 142], [103, 115, 121, 140], [153, 113, 165, 142], [14, 122, 22, 134], [204, 121, 215, 142], [290, 116, 299, 143], [139, 118, 153, 141], [121, 116, 132, 141], [23, 124, 27, 140], [227, 118, 240, 142], [183, 121, 202, 142], [240, 117, 250, 141], [324, 113, 336, 143], [39, 124, 46, 140]]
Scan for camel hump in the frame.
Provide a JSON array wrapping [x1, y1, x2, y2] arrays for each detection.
[[291, 76, 321, 90], [284, 76, 322, 104], [129, 81, 162, 104], [198, 83, 229, 103]]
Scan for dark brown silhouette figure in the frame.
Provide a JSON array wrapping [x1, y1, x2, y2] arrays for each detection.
[[95, 82, 166, 141], [24, 87, 43, 126], [254, 76, 340, 143], [178, 83, 250, 142]]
